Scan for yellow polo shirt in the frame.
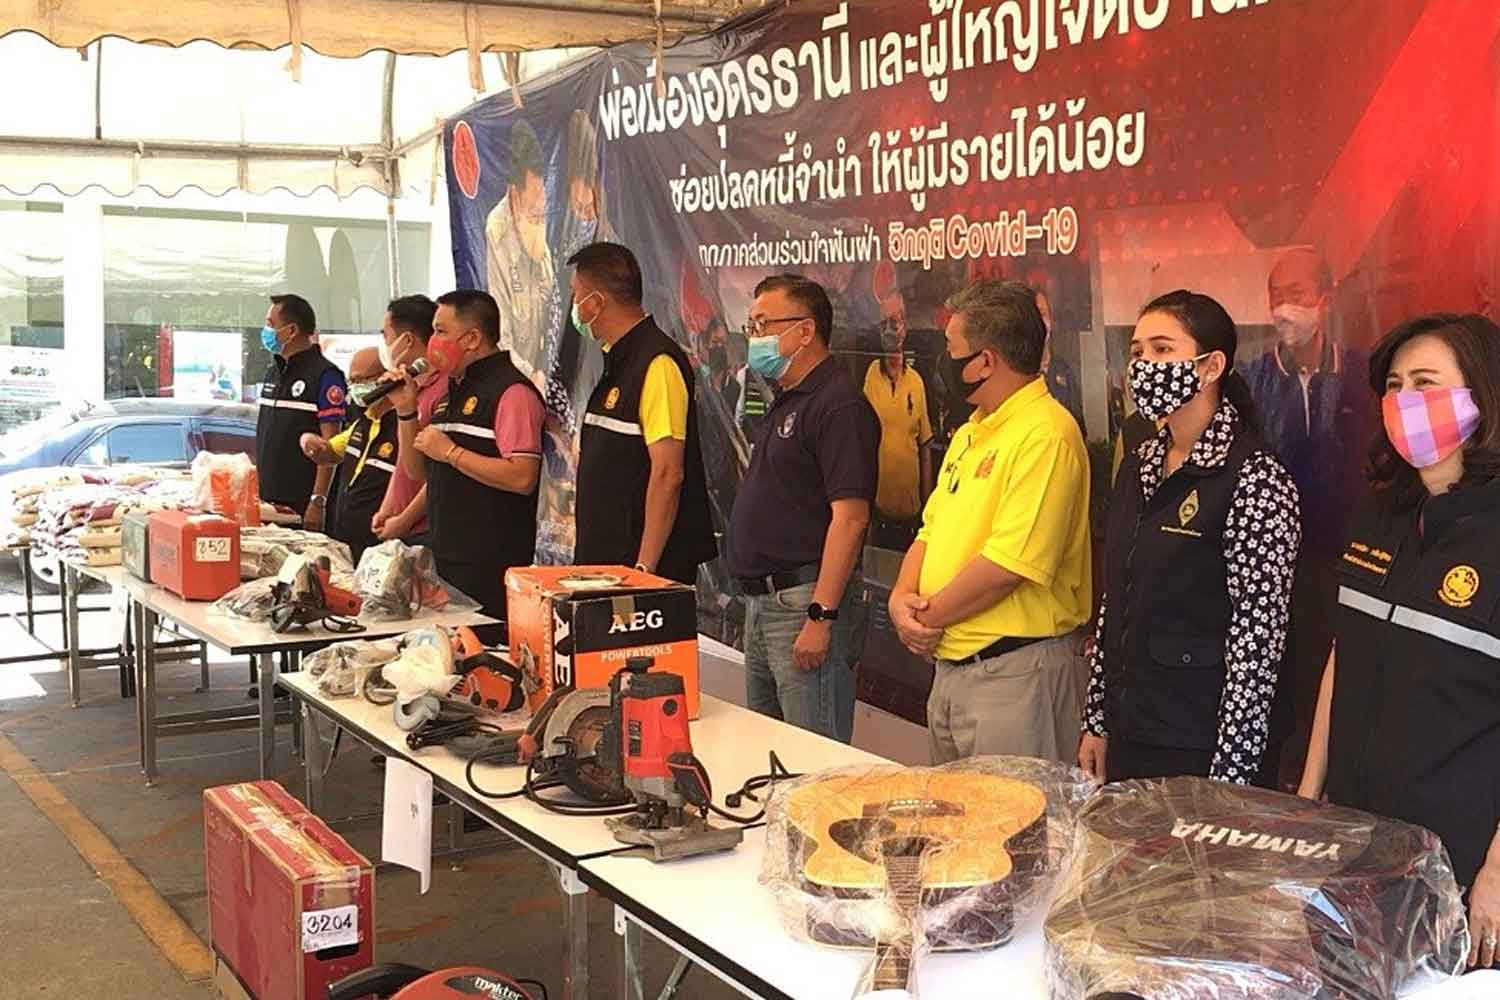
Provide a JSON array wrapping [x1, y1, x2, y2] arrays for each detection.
[[917, 377, 1092, 660], [863, 360, 932, 521]]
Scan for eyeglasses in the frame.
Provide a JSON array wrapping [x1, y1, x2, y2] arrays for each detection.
[[944, 436, 973, 493], [741, 316, 810, 338]]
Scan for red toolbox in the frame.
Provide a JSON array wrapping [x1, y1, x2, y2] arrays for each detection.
[[148, 510, 240, 600], [204, 781, 374, 1000]]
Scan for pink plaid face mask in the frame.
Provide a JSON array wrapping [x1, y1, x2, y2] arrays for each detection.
[[1382, 387, 1481, 468]]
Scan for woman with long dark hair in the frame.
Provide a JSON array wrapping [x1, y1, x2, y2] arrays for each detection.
[[1300, 313, 1500, 969], [1079, 290, 1301, 785]]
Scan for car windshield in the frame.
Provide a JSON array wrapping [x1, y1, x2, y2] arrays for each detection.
[[0, 399, 97, 459]]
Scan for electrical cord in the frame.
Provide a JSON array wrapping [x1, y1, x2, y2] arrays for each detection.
[[515, 978, 548, 1000], [715, 751, 800, 825]]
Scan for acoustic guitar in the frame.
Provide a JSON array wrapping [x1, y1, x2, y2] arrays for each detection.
[[782, 768, 1048, 996]]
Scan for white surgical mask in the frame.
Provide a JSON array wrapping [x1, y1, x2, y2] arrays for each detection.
[[1272, 303, 1321, 348]]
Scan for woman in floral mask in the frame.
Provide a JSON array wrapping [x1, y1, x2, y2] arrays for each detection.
[[1300, 313, 1500, 970], [1079, 290, 1302, 787]]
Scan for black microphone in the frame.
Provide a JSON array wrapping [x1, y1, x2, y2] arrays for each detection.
[[360, 357, 429, 405]]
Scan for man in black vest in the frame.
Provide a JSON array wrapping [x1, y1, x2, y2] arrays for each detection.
[[390, 289, 543, 644], [569, 242, 716, 584], [301, 347, 400, 564], [255, 293, 346, 529]]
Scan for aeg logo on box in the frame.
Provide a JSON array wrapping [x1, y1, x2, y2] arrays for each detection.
[[608, 609, 665, 634]]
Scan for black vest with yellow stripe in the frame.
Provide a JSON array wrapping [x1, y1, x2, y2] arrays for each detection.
[[575, 318, 715, 579], [426, 351, 539, 569], [335, 409, 398, 541], [1327, 477, 1500, 888]]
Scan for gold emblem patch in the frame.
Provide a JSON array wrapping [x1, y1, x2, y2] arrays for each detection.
[[378, 441, 394, 458], [1178, 488, 1200, 528], [974, 452, 996, 480], [462, 396, 478, 416], [605, 387, 621, 411], [1439, 565, 1480, 609]]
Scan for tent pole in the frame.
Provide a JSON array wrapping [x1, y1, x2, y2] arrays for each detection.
[[382, 52, 401, 298]]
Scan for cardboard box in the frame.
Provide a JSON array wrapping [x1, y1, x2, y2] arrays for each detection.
[[204, 781, 374, 1000], [121, 510, 152, 582], [149, 510, 240, 600], [505, 565, 701, 718]]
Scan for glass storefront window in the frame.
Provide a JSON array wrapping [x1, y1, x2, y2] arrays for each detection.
[[0, 200, 66, 430], [102, 207, 429, 401]]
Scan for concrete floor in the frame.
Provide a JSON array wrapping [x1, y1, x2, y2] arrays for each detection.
[[0, 556, 743, 999]]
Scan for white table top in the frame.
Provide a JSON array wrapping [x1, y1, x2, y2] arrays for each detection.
[[581, 823, 1052, 1000], [122, 574, 497, 655], [59, 557, 125, 589], [278, 675, 884, 870]]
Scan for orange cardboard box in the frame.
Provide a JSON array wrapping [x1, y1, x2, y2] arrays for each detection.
[[505, 565, 700, 718]]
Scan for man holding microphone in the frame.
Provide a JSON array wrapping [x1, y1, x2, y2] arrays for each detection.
[[385, 290, 544, 644]]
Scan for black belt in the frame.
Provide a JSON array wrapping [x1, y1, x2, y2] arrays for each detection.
[[945, 635, 1046, 667], [736, 563, 820, 596]]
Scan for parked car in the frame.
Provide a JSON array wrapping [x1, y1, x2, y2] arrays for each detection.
[[0, 398, 257, 588]]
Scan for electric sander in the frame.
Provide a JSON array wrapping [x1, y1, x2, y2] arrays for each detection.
[[603, 658, 743, 861]]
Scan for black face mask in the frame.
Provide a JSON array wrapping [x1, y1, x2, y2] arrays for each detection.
[[941, 349, 988, 402]]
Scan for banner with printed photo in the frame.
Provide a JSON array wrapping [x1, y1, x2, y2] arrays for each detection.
[[445, 0, 1500, 673]]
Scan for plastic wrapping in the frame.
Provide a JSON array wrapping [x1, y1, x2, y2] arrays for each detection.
[[212, 577, 281, 622], [1044, 776, 1468, 1000], [353, 540, 479, 622], [304, 638, 402, 697], [763, 757, 1095, 999], [239, 525, 353, 580], [192, 451, 260, 526]]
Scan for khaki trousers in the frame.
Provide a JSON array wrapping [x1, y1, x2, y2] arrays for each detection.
[[927, 632, 1085, 765]]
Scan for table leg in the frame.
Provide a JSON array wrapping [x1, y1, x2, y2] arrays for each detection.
[[289, 652, 304, 761], [141, 605, 159, 786], [302, 702, 324, 812], [21, 546, 35, 635], [556, 866, 590, 1000], [198, 641, 210, 692], [447, 800, 466, 871], [614, 905, 645, 1000], [120, 599, 136, 699], [258, 654, 276, 779], [659, 956, 693, 999], [133, 601, 147, 770], [65, 563, 82, 708]]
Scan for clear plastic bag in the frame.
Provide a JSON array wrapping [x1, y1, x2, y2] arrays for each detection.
[[762, 756, 1095, 999], [211, 577, 279, 622], [353, 539, 480, 622], [304, 638, 402, 697], [1044, 776, 1469, 1000], [191, 451, 260, 526], [239, 526, 353, 580]]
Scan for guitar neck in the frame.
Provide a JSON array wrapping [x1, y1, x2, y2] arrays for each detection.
[[868, 854, 923, 994]]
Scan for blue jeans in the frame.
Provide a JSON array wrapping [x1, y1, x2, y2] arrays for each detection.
[[744, 581, 860, 743]]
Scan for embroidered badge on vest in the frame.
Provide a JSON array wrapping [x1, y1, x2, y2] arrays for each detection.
[[975, 452, 996, 480], [378, 441, 394, 458], [605, 387, 621, 411], [778, 412, 797, 439], [1179, 489, 1200, 527], [291, 379, 306, 396], [462, 396, 479, 416], [1440, 565, 1480, 609]]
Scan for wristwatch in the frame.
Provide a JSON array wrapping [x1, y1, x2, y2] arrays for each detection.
[[309, 494, 327, 507], [807, 602, 839, 622]]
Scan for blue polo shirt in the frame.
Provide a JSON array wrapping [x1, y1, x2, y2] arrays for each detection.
[[723, 357, 879, 580]]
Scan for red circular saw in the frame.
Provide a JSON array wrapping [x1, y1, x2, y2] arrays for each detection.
[[328, 963, 540, 1000]]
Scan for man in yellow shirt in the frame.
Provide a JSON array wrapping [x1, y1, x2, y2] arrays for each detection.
[[862, 264, 933, 550], [889, 280, 1092, 764], [570, 242, 716, 583]]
